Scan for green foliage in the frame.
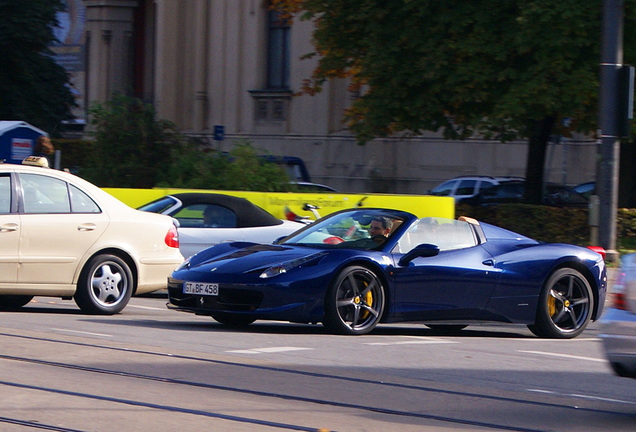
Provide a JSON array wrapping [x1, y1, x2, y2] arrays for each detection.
[[82, 95, 291, 190], [84, 94, 178, 188], [288, 0, 636, 143], [0, 0, 75, 134], [617, 208, 636, 250], [457, 204, 636, 249], [161, 140, 292, 192], [457, 203, 590, 245], [50, 138, 93, 171]]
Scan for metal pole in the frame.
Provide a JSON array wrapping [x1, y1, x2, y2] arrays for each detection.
[[598, 0, 623, 261]]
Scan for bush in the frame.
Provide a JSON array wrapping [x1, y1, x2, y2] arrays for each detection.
[[457, 203, 636, 249], [84, 94, 178, 188], [160, 140, 292, 191], [79, 95, 291, 191], [457, 203, 589, 244], [49, 138, 92, 172]]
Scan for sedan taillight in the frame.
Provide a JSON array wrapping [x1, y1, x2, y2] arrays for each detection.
[[165, 224, 179, 248]]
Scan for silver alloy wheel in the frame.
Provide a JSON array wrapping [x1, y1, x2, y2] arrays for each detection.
[[75, 254, 133, 314], [324, 266, 385, 335]]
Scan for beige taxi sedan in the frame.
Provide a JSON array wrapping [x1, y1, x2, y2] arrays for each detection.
[[0, 157, 183, 314]]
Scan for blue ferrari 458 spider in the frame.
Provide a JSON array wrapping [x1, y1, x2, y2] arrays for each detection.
[[167, 208, 607, 337]]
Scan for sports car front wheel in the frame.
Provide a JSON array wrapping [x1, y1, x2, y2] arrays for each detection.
[[528, 267, 594, 339], [323, 266, 385, 335]]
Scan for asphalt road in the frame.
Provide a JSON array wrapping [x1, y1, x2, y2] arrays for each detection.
[[0, 284, 634, 432]]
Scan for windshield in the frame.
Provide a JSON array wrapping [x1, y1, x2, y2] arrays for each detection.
[[281, 209, 406, 250]]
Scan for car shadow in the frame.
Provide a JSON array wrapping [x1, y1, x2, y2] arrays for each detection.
[[81, 317, 534, 338]]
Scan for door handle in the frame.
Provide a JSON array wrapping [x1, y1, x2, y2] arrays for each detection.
[[77, 223, 96, 231], [482, 259, 495, 266], [0, 223, 18, 232]]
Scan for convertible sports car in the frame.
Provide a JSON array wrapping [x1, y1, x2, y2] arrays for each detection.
[[139, 193, 304, 258], [167, 208, 607, 337]]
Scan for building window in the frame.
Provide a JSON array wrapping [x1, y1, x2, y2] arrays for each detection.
[[267, 10, 290, 89], [249, 90, 291, 122]]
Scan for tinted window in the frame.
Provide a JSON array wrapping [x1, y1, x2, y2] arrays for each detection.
[[455, 180, 477, 195], [21, 173, 71, 214], [173, 204, 237, 228], [138, 196, 178, 213], [70, 185, 101, 213], [430, 180, 457, 196], [478, 181, 496, 192], [0, 175, 10, 214]]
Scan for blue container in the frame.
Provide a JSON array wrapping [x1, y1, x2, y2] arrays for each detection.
[[0, 121, 47, 164]]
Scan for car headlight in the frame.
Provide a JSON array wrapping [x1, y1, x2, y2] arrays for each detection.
[[259, 252, 327, 279]]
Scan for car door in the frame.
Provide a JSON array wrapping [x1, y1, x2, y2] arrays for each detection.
[[0, 173, 19, 283], [391, 246, 501, 321], [389, 219, 501, 321], [17, 173, 108, 284]]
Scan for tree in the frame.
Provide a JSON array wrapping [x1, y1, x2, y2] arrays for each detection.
[[0, 0, 75, 134], [85, 94, 292, 191], [81, 94, 178, 188], [272, 0, 636, 203], [85, 94, 178, 188]]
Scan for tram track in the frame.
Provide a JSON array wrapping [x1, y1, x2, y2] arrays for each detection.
[[0, 331, 633, 432]]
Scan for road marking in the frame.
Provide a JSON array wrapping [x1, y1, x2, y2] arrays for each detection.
[[527, 388, 636, 405], [51, 328, 112, 338], [366, 337, 457, 346], [227, 346, 313, 354], [127, 304, 166, 311], [518, 350, 606, 363]]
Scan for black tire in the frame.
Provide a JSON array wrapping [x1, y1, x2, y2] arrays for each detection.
[[323, 265, 385, 335], [74, 254, 133, 315], [425, 324, 468, 333], [528, 267, 594, 339], [0, 295, 34, 310], [211, 315, 256, 327]]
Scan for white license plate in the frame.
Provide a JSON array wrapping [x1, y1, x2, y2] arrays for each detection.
[[184, 281, 219, 296]]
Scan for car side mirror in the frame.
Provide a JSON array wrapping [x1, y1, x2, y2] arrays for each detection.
[[398, 243, 440, 266]]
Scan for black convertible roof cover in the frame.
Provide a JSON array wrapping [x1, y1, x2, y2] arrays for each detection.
[[171, 193, 283, 228]]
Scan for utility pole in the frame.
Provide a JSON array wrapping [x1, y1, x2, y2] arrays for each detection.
[[598, 0, 625, 262]]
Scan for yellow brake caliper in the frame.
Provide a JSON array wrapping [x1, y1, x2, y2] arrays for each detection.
[[359, 281, 373, 319], [548, 293, 556, 317]]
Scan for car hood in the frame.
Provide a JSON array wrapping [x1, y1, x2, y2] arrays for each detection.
[[182, 242, 326, 275]]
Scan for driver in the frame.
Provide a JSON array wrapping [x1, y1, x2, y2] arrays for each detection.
[[369, 217, 392, 240]]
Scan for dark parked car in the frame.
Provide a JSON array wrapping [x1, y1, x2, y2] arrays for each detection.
[[461, 180, 589, 208], [573, 181, 596, 199]]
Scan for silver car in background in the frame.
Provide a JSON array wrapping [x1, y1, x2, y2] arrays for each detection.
[[600, 253, 636, 379]]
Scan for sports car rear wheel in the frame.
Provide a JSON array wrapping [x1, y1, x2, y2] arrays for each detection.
[[323, 266, 385, 335], [211, 315, 256, 327], [528, 267, 594, 339]]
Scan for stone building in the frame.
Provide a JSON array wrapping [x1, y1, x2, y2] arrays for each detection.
[[81, 0, 598, 193]]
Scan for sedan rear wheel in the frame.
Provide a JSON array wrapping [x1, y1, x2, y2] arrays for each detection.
[[323, 266, 385, 335], [74, 254, 133, 315], [0, 295, 34, 310], [528, 267, 594, 339]]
